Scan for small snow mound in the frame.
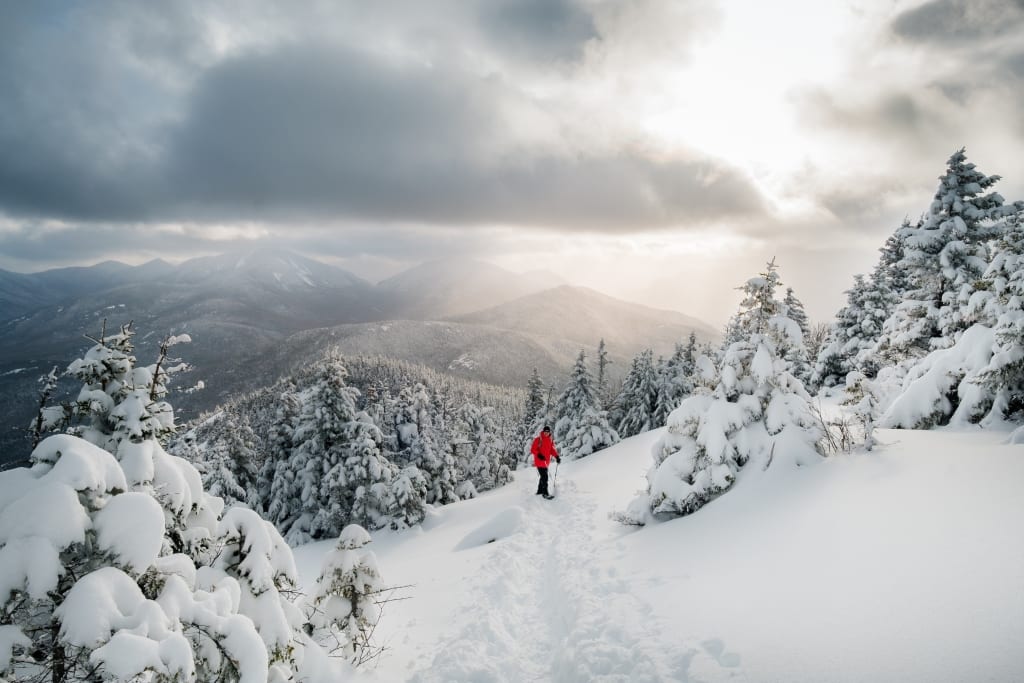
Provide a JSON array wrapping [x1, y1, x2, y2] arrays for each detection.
[[453, 507, 524, 551], [1007, 425, 1024, 444]]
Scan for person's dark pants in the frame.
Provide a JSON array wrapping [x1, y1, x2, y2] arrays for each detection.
[[536, 466, 549, 495]]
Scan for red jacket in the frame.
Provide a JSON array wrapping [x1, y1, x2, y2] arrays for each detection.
[[531, 432, 559, 468]]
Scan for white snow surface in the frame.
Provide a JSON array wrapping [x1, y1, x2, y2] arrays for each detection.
[[292, 424, 1024, 682]]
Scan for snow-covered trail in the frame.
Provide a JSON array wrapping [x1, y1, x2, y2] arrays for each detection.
[[400, 462, 743, 682], [291, 426, 1024, 682], [294, 430, 745, 682]]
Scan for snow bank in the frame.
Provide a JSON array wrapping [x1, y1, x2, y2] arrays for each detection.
[[453, 506, 525, 550]]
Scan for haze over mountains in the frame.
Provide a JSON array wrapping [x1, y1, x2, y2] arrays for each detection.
[[0, 249, 717, 465]]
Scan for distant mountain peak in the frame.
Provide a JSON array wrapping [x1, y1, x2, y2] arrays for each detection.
[[174, 249, 371, 291], [451, 284, 718, 355]]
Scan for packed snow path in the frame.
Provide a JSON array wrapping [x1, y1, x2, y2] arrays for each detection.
[[408, 475, 742, 682]]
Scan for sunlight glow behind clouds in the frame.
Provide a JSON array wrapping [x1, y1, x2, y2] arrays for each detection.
[[0, 0, 1022, 327]]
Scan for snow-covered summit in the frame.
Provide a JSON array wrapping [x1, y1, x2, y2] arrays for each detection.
[[173, 248, 372, 291]]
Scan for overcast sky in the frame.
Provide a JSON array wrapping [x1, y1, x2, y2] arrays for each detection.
[[2, 0, 1023, 326]]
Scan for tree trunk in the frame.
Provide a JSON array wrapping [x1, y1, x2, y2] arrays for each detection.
[[52, 621, 65, 683]]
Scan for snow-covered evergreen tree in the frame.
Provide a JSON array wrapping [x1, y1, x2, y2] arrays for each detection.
[[203, 413, 261, 509], [455, 402, 509, 492], [720, 313, 744, 355], [65, 323, 185, 454], [875, 220, 912, 304], [975, 205, 1024, 420], [272, 358, 393, 543], [0, 325, 352, 681], [308, 525, 386, 667], [554, 350, 620, 459], [653, 335, 697, 427], [613, 349, 659, 438], [879, 149, 1005, 361], [784, 287, 810, 340], [261, 389, 300, 522], [814, 273, 885, 386], [213, 506, 310, 679], [517, 368, 547, 464], [346, 417, 396, 533], [882, 203, 1024, 429], [814, 221, 911, 388], [619, 261, 823, 523], [596, 338, 612, 409], [387, 465, 428, 529], [392, 384, 459, 506], [28, 365, 64, 451], [844, 371, 878, 451], [63, 326, 217, 562], [781, 287, 813, 383]]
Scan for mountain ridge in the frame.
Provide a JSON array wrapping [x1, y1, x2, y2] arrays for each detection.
[[0, 249, 719, 465]]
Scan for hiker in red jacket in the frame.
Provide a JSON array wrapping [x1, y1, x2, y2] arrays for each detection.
[[531, 425, 560, 499]]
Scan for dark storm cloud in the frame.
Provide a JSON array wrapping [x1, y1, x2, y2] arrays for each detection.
[[891, 0, 1024, 44], [0, 15, 768, 232], [165, 44, 765, 227], [476, 0, 598, 62], [0, 1, 764, 234], [168, 47, 764, 227], [0, 2, 216, 222]]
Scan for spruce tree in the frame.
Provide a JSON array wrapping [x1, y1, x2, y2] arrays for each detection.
[[388, 466, 428, 529], [875, 220, 911, 304], [0, 323, 346, 682], [880, 149, 1005, 360], [621, 260, 822, 522], [784, 287, 810, 340], [345, 416, 396, 532], [554, 350, 619, 458], [974, 206, 1024, 420], [613, 349, 659, 437], [518, 368, 547, 464], [308, 525, 387, 667], [844, 371, 878, 451], [455, 402, 508, 492], [264, 389, 299, 528], [653, 337, 697, 428], [814, 274, 875, 386], [278, 358, 387, 543], [782, 287, 813, 384], [396, 384, 459, 506], [203, 413, 260, 509], [596, 338, 612, 409], [262, 389, 300, 521]]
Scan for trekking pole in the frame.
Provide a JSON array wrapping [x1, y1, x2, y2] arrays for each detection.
[[552, 458, 558, 494]]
